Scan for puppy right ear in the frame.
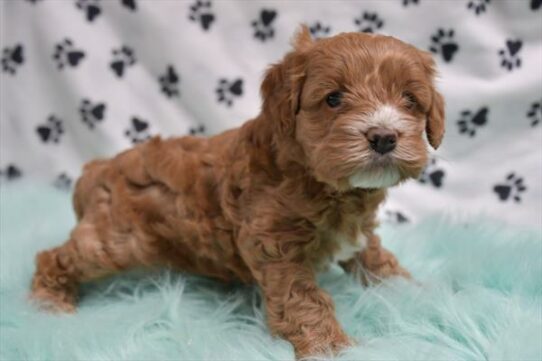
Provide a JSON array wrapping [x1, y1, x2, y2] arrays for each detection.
[[260, 25, 312, 137]]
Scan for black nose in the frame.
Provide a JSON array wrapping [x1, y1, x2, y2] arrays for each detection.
[[366, 128, 397, 154]]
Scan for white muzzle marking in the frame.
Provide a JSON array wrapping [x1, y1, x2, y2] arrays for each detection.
[[349, 105, 405, 189], [365, 105, 409, 132]]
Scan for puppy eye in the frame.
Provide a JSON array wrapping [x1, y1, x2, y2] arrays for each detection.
[[326, 91, 343, 108], [402, 91, 419, 110]]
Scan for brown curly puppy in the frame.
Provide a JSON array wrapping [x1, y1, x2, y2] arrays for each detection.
[[31, 26, 445, 358]]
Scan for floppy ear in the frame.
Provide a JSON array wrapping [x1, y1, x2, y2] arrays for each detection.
[[418, 50, 445, 149], [260, 25, 313, 136], [426, 89, 445, 149]]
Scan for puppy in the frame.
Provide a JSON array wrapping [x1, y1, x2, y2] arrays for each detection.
[[31, 26, 444, 358]]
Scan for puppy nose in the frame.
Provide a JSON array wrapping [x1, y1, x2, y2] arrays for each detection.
[[366, 128, 397, 154]]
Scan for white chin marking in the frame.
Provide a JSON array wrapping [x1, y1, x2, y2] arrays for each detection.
[[349, 167, 400, 189]]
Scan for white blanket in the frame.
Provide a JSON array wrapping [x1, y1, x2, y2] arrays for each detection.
[[1, 0, 541, 227]]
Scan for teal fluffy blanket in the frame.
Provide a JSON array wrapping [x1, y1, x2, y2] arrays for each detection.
[[1, 185, 541, 360]]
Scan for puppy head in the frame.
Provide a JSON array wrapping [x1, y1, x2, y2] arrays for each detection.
[[261, 26, 445, 191]]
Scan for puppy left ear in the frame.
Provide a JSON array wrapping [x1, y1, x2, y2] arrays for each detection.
[[419, 50, 445, 149], [292, 24, 314, 52]]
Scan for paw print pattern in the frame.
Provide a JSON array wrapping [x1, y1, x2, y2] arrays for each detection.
[[309, 21, 331, 39], [54, 173, 73, 190], [429, 28, 459, 62], [402, 0, 419, 5], [36, 115, 64, 144], [526, 100, 541, 127], [493, 173, 527, 203], [251, 9, 277, 42], [53, 39, 85, 70], [120, 0, 137, 11], [110, 46, 136, 78], [384, 210, 410, 224], [1, 44, 24, 75], [457, 106, 489, 137], [0, 164, 22, 181], [159, 65, 180, 98], [80, 99, 106, 129], [498, 39, 522, 71], [418, 159, 445, 188], [189, 125, 205, 135], [125, 117, 151, 144], [188, 0, 215, 31], [216, 78, 243, 107], [531, 0, 541, 10], [467, 0, 491, 15], [75, 0, 102, 22], [354, 12, 384, 33]]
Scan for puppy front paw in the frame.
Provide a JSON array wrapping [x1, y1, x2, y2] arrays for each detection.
[[294, 330, 353, 359], [360, 247, 411, 284]]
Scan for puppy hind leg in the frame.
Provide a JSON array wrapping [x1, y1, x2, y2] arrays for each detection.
[[30, 241, 80, 313], [30, 221, 137, 313]]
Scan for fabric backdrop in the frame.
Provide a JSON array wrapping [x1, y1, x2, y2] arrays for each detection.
[[1, 0, 541, 227]]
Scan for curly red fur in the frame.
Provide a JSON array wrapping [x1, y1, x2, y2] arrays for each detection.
[[30, 26, 445, 358]]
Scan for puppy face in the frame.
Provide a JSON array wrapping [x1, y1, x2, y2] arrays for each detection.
[[261, 27, 445, 191]]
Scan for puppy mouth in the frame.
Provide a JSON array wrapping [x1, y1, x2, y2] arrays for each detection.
[[348, 156, 401, 189]]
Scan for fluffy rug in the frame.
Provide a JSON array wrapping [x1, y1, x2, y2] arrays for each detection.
[[1, 184, 541, 361]]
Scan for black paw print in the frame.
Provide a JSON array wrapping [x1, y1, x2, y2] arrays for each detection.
[[498, 39, 522, 71], [189, 125, 205, 135], [159, 65, 180, 98], [110, 46, 136, 77], [54, 173, 73, 191], [188, 0, 215, 31], [429, 29, 459, 63], [75, 0, 102, 22], [309, 21, 331, 39], [53, 39, 85, 70], [125, 117, 151, 144], [80, 99, 106, 129], [1, 44, 24, 75], [402, 0, 419, 5], [457, 106, 489, 137], [384, 210, 410, 224], [527, 100, 541, 127], [121, 0, 137, 11], [0, 164, 22, 181], [418, 159, 445, 188], [36, 115, 64, 144], [354, 12, 384, 33], [251, 9, 277, 42], [216, 78, 243, 107], [531, 0, 541, 10], [467, 0, 490, 15], [493, 173, 527, 203]]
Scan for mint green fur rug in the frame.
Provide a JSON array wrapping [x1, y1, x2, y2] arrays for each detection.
[[1, 184, 541, 360]]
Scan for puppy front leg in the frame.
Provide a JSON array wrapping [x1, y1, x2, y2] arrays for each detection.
[[341, 234, 410, 285], [259, 262, 351, 358]]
